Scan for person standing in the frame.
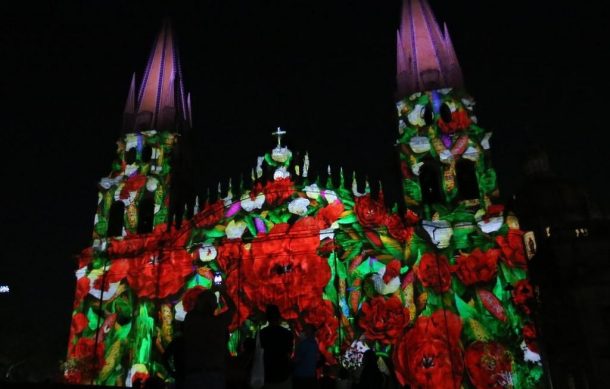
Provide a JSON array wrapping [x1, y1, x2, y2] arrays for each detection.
[[292, 324, 319, 389], [183, 286, 235, 389], [163, 321, 186, 389], [260, 304, 294, 389], [353, 350, 384, 389]]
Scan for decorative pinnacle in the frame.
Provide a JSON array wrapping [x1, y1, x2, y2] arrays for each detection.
[[272, 127, 287, 147]]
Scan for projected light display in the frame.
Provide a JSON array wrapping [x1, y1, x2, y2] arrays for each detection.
[[65, 88, 543, 388], [65, 1, 543, 387]]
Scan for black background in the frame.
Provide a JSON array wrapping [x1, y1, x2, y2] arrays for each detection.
[[0, 0, 608, 379]]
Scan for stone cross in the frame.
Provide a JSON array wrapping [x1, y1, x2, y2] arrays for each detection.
[[272, 127, 286, 147]]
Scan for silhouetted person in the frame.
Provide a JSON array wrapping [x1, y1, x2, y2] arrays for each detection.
[[227, 337, 256, 389], [260, 304, 294, 389], [144, 376, 165, 389], [354, 350, 384, 389], [184, 286, 236, 389], [381, 356, 400, 389], [318, 362, 338, 389], [163, 322, 186, 389], [293, 324, 319, 389]]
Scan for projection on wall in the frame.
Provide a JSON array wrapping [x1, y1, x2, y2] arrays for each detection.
[[65, 88, 543, 388], [64, 1, 543, 387]]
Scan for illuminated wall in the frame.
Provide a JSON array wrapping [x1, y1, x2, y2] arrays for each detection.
[[65, 89, 543, 388]]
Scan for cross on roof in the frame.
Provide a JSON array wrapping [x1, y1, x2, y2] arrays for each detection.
[[272, 127, 286, 147]]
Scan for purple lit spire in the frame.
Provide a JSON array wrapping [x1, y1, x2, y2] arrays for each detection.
[[122, 73, 136, 131], [123, 20, 190, 133], [396, 0, 464, 99]]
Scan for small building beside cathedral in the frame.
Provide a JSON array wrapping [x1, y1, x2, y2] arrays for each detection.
[[65, 1, 544, 387]]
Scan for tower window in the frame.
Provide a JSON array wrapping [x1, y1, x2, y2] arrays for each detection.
[[456, 159, 479, 200], [137, 197, 155, 234], [125, 148, 137, 164], [107, 201, 125, 237], [423, 103, 435, 126], [141, 145, 153, 163], [440, 103, 452, 123], [419, 159, 443, 204]]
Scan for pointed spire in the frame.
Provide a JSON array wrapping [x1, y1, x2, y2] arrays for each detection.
[[326, 165, 333, 189], [396, 0, 463, 99], [226, 178, 233, 200], [303, 152, 310, 178], [122, 73, 137, 131], [130, 20, 190, 133], [186, 93, 193, 128]]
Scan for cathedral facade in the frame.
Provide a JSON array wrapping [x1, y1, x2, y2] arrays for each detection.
[[65, 1, 544, 387]]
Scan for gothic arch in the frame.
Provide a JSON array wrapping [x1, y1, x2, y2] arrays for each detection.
[[107, 201, 125, 237], [137, 196, 155, 234], [419, 158, 443, 204], [141, 145, 153, 163], [125, 147, 137, 164], [456, 159, 479, 200]]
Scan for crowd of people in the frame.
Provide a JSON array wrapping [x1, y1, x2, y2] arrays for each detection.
[[159, 286, 398, 389]]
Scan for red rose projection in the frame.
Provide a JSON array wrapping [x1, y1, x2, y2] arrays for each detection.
[[216, 239, 244, 272], [64, 369, 82, 384], [303, 299, 339, 363], [119, 174, 147, 199], [512, 279, 535, 315], [71, 313, 89, 335], [393, 310, 463, 388], [127, 249, 194, 298], [182, 285, 206, 312], [438, 110, 472, 134], [316, 200, 345, 228], [264, 178, 295, 206], [72, 337, 105, 369], [193, 200, 225, 228], [523, 322, 539, 353], [242, 217, 330, 319], [465, 341, 512, 389], [93, 259, 130, 291], [359, 296, 409, 344], [384, 213, 414, 242], [354, 194, 386, 227], [416, 252, 452, 293], [496, 230, 527, 268], [108, 223, 196, 298], [454, 248, 500, 286], [404, 209, 420, 226], [214, 239, 251, 330], [383, 260, 402, 283], [78, 247, 93, 268], [74, 277, 90, 309]]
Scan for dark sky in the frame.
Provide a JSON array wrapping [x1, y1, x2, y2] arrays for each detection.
[[1, 0, 608, 379]]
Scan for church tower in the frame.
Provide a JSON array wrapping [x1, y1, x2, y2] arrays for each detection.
[[64, 21, 196, 385], [64, 3, 543, 387], [94, 20, 193, 242], [392, 0, 543, 387]]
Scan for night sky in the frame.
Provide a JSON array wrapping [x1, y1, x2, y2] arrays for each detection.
[[1, 0, 608, 379]]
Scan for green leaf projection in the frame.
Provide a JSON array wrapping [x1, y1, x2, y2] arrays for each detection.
[[65, 88, 543, 388]]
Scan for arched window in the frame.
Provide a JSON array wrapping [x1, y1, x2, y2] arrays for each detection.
[[456, 159, 480, 200], [125, 148, 137, 164], [107, 201, 125, 237], [419, 160, 443, 204], [137, 197, 155, 234], [423, 103, 435, 126], [141, 145, 153, 163], [440, 103, 453, 123]]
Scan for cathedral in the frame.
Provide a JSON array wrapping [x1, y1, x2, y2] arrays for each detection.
[[65, 0, 544, 387]]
